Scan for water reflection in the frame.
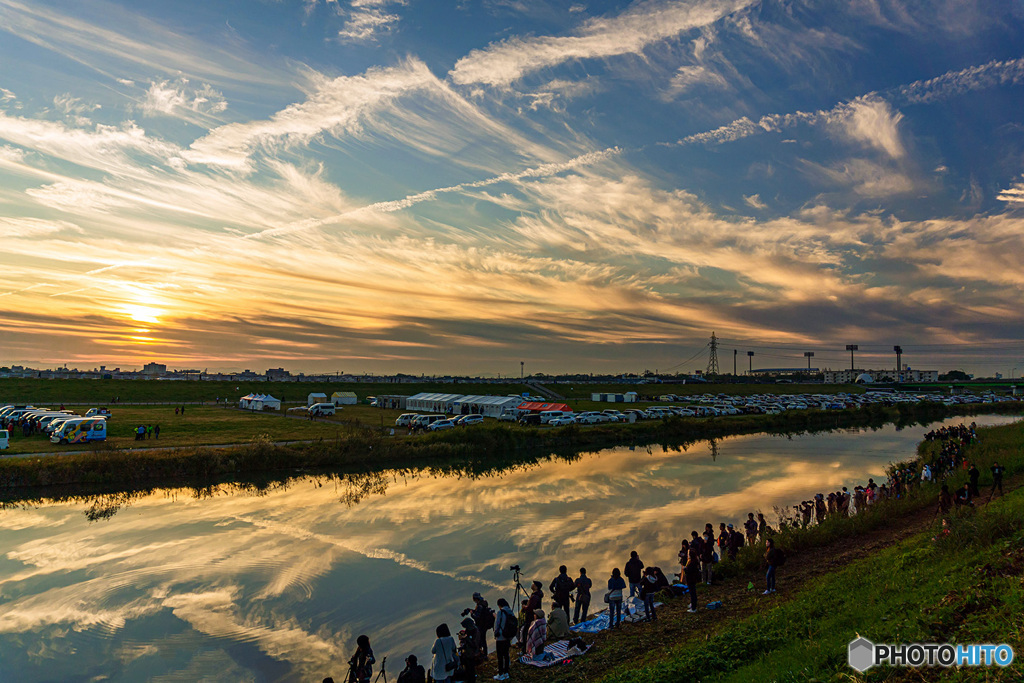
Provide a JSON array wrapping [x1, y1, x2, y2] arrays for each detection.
[[0, 416, 1018, 682]]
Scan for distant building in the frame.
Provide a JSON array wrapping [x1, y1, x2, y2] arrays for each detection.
[[142, 362, 167, 377], [823, 369, 939, 384], [266, 368, 291, 381]]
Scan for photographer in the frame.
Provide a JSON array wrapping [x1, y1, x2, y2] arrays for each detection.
[[548, 565, 574, 616], [573, 568, 592, 624], [347, 635, 374, 683], [397, 654, 425, 683], [458, 617, 483, 683], [493, 598, 516, 681], [462, 592, 494, 655]]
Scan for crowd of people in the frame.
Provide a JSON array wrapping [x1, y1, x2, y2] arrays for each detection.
[[325, 422, 1008, 683], [132, 424, 160, 440]]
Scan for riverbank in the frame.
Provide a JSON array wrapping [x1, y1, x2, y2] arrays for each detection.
[[499, 420, 1024, 683], [1, 402, 1021, 494]]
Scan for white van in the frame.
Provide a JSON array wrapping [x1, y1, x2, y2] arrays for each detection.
[[395, 413, 418, 427], [539, 410, 572, 424], [51, 418, 107, 444], [309, 403, 336, 416], [410, 414, 447, 429], [0, 429, 8, 450]]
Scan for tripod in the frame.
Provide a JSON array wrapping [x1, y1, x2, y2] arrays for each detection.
[[509, 567, 529, 622], [372, 656, 387, 683]]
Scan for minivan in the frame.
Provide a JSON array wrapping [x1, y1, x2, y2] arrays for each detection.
[[395, 413, 419, 427], [309, 403, 336, 416], [0, 429, 8, 450], [410, 414, 447, 429], [50, 418, 107, 444], [539, 410, 572, 424]]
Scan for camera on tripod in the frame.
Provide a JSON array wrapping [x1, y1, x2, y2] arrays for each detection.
[[509, 564, 520, 572]]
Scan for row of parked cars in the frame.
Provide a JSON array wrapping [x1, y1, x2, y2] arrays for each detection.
[[0, 404, 111, 445], [395, 413, 485, 431]]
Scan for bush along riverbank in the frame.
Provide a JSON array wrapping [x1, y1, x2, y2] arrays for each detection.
[[0, 401, 1020, 493], [495, 419, 1024, 683]]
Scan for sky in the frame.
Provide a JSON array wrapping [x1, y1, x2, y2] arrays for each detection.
[[1, 0, 1023, 376]]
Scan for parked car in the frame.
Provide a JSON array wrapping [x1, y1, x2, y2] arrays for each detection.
[[548, 415, 577, 426], [518, 414, 542, 426], [497, 410, 519, 422], [428, 419, 456, 431], [85, 408, 112, 418], [458, 414, 485, 426], [0, 429, 7, 450], [309, 403, 336, 416]]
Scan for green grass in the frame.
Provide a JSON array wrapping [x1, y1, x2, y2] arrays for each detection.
[[593, 421, 1024, 683]]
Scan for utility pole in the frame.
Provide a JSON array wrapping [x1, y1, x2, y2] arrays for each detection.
[[520, 361, 524, 380], [804, 351, 814, 372], [747, 351, 754, 375], [893, 345, 903, 383], [706, 332, 720, 377], [733, 349, 737, 377], [846, 345, 858, 372]]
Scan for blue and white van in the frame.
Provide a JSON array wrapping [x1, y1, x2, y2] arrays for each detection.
[[50, 418, 107, 444]]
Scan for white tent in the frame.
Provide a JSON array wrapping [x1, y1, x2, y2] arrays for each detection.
[[406, 392, 465, 414], [451, 395, 522, 417], [255, 394, 281, 411], [239, 393, 258, 409], [331, 391, 357, 406], [307, 392, 328, 406]]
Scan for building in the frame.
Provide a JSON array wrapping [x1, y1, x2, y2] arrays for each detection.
[[142, 362, 167, 377], [822, 369, 939, 384], [266, 368, 291, 381]]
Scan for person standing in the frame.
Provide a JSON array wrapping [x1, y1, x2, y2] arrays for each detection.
[[549, 565, 574, 617], [756, 513, 768, 542], [573, 568, 592, 624], [347, 635, 375, 683], [464, 593, 494, 656], [430, 624, 458, 683], [727, 524, 744, 560], [744, 513, 758, 546], [492, 599, 515, 681], [700, 529, 715, 585], [624, 551, 644, 598], [606, 568, 625, 628], [989, 461, 1005, 499], [968, 463, 980, 497], [764, 539, 781, 594], [684, 547, 701, 613], [458, 618, 482, 683], [639, 568, 659, 622]]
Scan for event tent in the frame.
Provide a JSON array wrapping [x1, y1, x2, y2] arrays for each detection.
[[331, 391, 358, 406], [307, 392, 328, 406], [451, 395, 522, 417]]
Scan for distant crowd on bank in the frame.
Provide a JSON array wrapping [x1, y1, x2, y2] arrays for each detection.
[[325, 422, 1009, 683]]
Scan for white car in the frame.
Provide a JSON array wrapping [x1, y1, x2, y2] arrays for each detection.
[[428, 419, 456, 431], [548, 415, 577, 426], [458, 414, 485, 426], [575, 412, 604, 424]]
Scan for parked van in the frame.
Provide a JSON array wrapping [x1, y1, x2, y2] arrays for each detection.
[[309, 403, 336, 416], [85, 408, 112, 418], [395, 413, 418, 427], [539, 410, 572, 424], [50, 418, 107, 444], [410, 414, 447, 429], [0, 429, 8, 450]]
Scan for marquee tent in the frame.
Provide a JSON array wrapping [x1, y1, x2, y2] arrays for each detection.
[[331, 391, 358, 406], [406, 392, 464, 414], [450, 395, 522, 417]]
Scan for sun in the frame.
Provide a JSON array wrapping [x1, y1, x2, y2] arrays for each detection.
[[124, 304, 162, 324]]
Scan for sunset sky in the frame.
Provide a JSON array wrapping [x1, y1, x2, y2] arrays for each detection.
[[1, 0, 1023, 376]]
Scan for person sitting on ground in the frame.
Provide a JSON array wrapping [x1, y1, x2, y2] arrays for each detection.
[[396, 654, 425, 683], [955, 483, 973, 508], [526, 609, 547, 658], [606, 568, 626, 628], [639, 568, 659, 622], [520, 582, 543, 652], [624, 551, 644, 598], [764, 538, 782, 594], [549, 565, 574, 617], [573, 568, 592, 624], [547, 601, 570, 638]]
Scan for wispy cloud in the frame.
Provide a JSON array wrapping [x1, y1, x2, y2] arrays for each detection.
[[338, 0, 406, 43], [450, 0, 754, 87]]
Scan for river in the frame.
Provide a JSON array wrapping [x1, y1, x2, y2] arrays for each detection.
[[0, 415, 1017, 682]]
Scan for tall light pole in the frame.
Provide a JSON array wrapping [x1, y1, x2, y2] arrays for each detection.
[[747, 351, 754, 375], [804, 351, 814, 372], [733, 349, 737, 377], [846, 345, 858, 372], [893, 345, 903, 383], [520, 361, 524, 380]]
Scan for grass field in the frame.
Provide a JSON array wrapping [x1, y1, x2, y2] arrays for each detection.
[[2, 404, 408, 454]]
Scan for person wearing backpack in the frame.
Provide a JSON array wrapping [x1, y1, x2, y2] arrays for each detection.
[[700, 530, 715, 585], [728, 524, 744, 560], [458, 617, 484, 683], [549, 566, 574, 616], [573, 568, 592, 624], [624, 551, 644, 597], [492, 599, 516, 681], [684, 547, 701, 613], [764, 538, 783, 594], [430, 623, 458, 683], [606, 568, 626, 628], [464, 593, 494, 655]]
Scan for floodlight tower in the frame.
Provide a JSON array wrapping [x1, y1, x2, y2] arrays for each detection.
[[846, 345, 858, 372], [893, 345, 903, 383], [804, 351, 814, 371], [747, 351, 754, 375]]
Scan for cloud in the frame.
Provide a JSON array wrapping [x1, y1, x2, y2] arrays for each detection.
[[0, 217, 84, 237], [802, 158, 915, 197], [449, 0, 754, 87], [743, 194, 766, 209], [831, 96, 904, 158], [141, 79, 227, 119], [666, 65, 729, 97], [997, 175, 1024, 204], [338, 0, 406, 43]]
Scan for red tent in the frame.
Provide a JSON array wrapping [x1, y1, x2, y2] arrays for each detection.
[[517, 401, 572, 413]]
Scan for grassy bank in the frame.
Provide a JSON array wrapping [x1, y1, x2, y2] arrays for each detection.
[[1, 401, 1020, 494], [510, 420, 1024, 683]]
